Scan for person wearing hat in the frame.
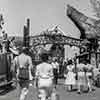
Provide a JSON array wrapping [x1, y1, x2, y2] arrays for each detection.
[[12, 46, 33, 100]]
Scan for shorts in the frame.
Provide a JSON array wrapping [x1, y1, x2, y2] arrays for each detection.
[[19, 79, 29, 89], [37, 78, 53, 97]]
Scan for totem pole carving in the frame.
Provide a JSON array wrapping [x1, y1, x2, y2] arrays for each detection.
[[23, 18, 30, 47], [0, 14, 4, 30]]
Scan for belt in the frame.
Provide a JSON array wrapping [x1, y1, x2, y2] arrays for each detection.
[[39, 76, 53, 79]]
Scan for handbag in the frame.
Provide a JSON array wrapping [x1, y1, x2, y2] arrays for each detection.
[[18, 67, 29, 80], [17, 57, 29, 80]]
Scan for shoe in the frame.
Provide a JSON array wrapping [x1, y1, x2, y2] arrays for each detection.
[[77, 91, 81, 94]]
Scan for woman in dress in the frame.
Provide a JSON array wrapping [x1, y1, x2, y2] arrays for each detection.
[[64, 60, 76, 91]]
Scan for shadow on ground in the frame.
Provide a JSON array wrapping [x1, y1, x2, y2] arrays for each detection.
[[0, 85, 16, 96]]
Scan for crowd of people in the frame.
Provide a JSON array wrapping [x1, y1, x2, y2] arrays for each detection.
[[0, 33, 100, 100], [10, 46, 100, 100], [64, 60, 94, 93]]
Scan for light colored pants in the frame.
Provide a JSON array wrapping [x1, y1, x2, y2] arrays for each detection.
[[37, 78, 53, 100]]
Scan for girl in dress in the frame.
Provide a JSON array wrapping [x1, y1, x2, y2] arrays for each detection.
[[64, 60, 76, 91]]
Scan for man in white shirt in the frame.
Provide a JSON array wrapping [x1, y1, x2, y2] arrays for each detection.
[[35, 53, 54, 100]]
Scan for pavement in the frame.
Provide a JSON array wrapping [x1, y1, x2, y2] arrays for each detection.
[[0, 79, 100, 100]]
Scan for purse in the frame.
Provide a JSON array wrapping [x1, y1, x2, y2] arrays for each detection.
[[18, 67, 29, 80], [17, 57, 29, 80]]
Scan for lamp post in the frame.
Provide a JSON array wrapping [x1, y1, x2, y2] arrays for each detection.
[[74, 53, 78, 80]]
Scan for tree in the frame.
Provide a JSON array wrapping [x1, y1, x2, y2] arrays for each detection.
[[90, 0, 100, 18]]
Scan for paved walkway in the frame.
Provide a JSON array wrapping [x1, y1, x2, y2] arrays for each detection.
[[0, 79, 99, 100]]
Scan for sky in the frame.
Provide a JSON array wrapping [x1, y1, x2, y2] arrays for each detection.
[[0, 0, 96, 37], [0, 0, 98, 58]]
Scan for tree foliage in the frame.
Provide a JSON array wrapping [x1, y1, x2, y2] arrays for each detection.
[[90, 0, 100, 18]]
